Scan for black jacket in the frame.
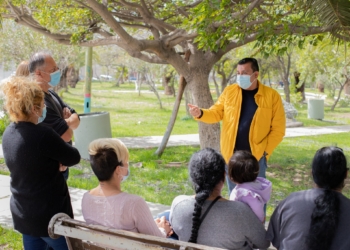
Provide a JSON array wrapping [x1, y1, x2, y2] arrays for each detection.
[[2, 122, 80, 236]]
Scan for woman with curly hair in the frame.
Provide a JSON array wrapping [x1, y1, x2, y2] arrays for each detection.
[[267, 146, 350, 250], [169, 148, 269, 249], [2, 77, 80, 250]]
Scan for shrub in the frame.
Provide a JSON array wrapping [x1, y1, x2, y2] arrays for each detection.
[[0, 112, 10, 136]]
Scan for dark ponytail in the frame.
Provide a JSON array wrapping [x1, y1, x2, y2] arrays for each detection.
[[188, 190, 210, 243], [306, 147, 347, 250], [188, 148, 225, 243]]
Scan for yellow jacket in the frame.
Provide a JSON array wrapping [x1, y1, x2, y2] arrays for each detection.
[[197, 81, 286, 163]]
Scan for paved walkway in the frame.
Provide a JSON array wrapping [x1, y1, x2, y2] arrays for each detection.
[[0, 124, 349, 232], [116, 124, 350, 149]]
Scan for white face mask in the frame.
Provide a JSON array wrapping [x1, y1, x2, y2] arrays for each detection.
[[237, 73, 256, 89]]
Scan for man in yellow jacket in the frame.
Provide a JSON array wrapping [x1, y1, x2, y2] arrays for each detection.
[[189, 58, 286, 192]]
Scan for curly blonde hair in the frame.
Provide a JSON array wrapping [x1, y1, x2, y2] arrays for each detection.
[[2, 77, 44, 122], [15, 61, 30, 77]]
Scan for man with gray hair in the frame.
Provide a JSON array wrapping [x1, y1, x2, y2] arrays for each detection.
[[29, 52, 80, 180]]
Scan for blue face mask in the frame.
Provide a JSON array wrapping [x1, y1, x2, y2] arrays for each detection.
[[121, 167, 130, 182], [37, 106, 47, 123], [48, 70, 61, 87], [237, 74, 255, 89], [42, 70, 61, 87]]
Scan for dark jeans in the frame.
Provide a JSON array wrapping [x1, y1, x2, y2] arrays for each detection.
[[155, 211, 179, 240], [22, 234, 68, 250]]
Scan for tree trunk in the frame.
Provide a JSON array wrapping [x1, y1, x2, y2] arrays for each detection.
[[115, 66, 125, 87], [188, 73, 220, 152], [56, 66, 68, 92], [345, 81, 350, 95], [294, 72, 306, 102], [283, 78, 290, 103], [164, 73, 175, 95], [67, 67, 79, 88], [220, 75, 227, 93], [155, 75, 187, 157], [277, 55, 291, 103], [331, 78, 348, 111], [212, 70, 220, 98], [184, 85, 192, 117], [145, 73, 163, 109]]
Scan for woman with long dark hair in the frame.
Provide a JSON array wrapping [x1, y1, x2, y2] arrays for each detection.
[[267, 146, 350, 250], [170, 148, 269, 249]]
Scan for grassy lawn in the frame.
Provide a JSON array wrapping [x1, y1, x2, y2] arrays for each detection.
[[61, 82, 350, 138], [1, 133, 350, 248], [62, 81, 202, 137], [267, 132, 350, 218], [1, 81, 350, 248], [0, 226, 22, 250]]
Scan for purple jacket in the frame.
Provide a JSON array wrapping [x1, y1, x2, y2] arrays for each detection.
[[230, 177, 272, 222]]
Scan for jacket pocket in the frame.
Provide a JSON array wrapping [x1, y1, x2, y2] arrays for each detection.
[[252, 107, 272, 144]]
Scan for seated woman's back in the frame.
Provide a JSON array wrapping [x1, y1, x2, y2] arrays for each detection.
[[169, 148, 269, 250], [268, 188, 350, 250], [82, 192, 162, 236], [267, 146, 350, 250], [81, 138, 170, 238], [171, 195, 268, 250]]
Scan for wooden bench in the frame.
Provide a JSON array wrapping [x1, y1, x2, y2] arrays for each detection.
[[48, 213, 225, 250]]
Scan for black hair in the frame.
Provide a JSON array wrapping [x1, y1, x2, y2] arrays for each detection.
[[228, 151, 259, 184], [188, 148, 226, 243], [306, 146, 347, 250], [238, 58, 259, 72], [28, 52, 51, 73], [89, 148, 122, 181]]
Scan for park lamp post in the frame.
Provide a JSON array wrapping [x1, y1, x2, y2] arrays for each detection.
[[84, 47, 92, 113]]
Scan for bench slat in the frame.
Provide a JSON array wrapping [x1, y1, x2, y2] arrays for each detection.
[[49, 213, 225, 250]]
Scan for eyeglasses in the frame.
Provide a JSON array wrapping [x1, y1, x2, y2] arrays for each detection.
[[35, 104, 46, 110]]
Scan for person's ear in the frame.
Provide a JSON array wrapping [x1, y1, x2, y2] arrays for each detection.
[[31, 105, 38, 115], [114, 165, 122, 176]]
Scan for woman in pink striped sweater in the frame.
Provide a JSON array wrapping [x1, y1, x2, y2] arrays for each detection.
[[81, 138, 171, 237]]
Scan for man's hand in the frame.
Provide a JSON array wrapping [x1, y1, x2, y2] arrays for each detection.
[[65, 113, 80, 130], [59, 164, 68, 172], [188, 104, 202, 118], [63, 107, 72, 119]]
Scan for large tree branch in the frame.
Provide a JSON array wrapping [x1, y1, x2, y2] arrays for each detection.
[[118, 0, 176, 33], [8, 15, 71, 42], [86, 0, 136, 45], [241, 0, 265, 21], [162, 29, 197, 48], [125, 51, 168, 64]]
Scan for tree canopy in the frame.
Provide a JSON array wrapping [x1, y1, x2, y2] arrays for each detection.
[[1, 0, 349, 71], [1, 0, 349, 150]]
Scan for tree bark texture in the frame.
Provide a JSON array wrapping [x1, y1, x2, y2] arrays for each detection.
[[155, 75, 186, 157], [188, 70, 220, 151]]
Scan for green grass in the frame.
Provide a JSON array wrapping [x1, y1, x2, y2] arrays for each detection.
[[62, 81, 201, 137], [294, 103, 350, 126], [266, 132, 350, 219], [0, 226, 22, 250], [66, 145, 226, 204], [1, 133, 350, 247]]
